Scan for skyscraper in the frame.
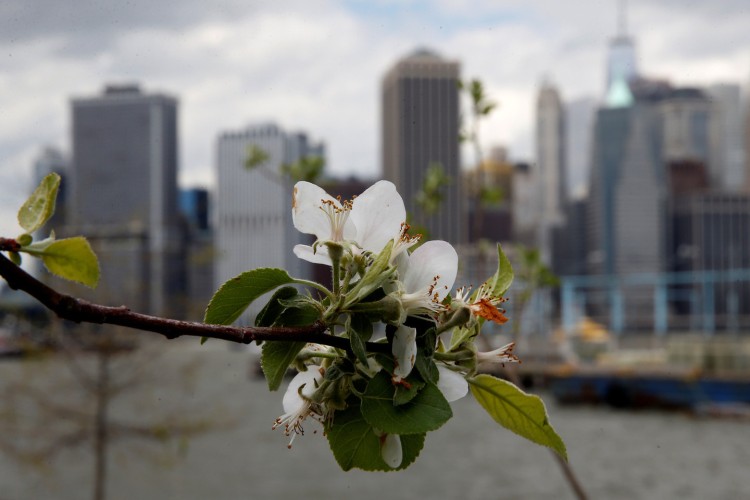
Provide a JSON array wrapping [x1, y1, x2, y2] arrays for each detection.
[[69, 84, 184, 316], [587, 101, 665, 277], [535, 80, 567, 263], [215, 123, 324, 322], [381, 49, 462, 243], [706, 83, 745, 191]]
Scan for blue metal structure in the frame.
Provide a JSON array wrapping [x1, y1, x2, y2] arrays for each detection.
[[561, 269, 750, 335]]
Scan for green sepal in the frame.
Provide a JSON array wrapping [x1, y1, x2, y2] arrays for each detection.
[[9, 252, 21, 266], [204, 268, 295, 325], [18, 173, 60, 233], [326, 403, 425, 471], [361, 371, 452, 435], [346, 241, 394, 305], [347, 313, 373, 365], [468, 374, 567, 460], [16, 233, 32, 247]]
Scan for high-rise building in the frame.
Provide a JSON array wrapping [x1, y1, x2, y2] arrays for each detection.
[[215, 123, 323, 322], [587, 94, 666, 322], [660, 88, 712, 168], [381, 48, 462, 243], [706, 83, 745, 191], [565, 97, 597, 198], [535, 81, 567, 263], [68, 84, 184, 316]]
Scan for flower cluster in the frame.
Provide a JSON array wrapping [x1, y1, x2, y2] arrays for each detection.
[[270, 180, 518, 469]]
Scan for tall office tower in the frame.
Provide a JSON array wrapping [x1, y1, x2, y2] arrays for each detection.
[[381, 49, 462, 244], [587, 82, 666, 322], [605, 0, 638, 91], [707, 84, 745, 191], [215, 123, 324, 323], [660, 88, 712, 168], [566, 97, 597, 198], [535, 81, 567, 263], [69, 84, 184, 316]]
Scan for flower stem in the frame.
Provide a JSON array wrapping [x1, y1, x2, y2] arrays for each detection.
[[293, 279, 334, 301]]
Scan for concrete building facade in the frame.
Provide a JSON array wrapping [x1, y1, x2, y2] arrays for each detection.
[[69, 84, 184, 316], [381, 49, 462, 244], [215, 123, 323, 322]]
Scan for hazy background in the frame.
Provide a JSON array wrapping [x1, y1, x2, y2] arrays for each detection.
[[1, 0, 749, 237]]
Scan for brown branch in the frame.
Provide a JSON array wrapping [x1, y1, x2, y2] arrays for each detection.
[[0, 253, 389, 353], [0, 238, 20, 253]]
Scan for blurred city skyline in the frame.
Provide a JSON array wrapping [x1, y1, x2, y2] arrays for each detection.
[[1, 0, 749, 239]]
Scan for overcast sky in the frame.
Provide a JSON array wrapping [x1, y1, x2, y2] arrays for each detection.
[[1, 0, 749, 239]]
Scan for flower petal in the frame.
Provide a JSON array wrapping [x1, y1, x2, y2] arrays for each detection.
[[402, 240, 458, 301], [381, 433, 403, 469], [350, 180, 405, 253], [392, 325, 417, 380], [293, 244, 333, 266], [282, 366, 323, 413], [436, 365, 468, 402], [292, 182, 355, 241]]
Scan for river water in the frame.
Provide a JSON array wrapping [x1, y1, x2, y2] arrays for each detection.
[[0, 338, 748, 500]]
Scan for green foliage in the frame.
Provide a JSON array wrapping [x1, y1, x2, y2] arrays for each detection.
[[17, 173, 60, 233], [204, 268, 296, 325], [360, 372, 452, 435], [479, 186, 504, 207], [24, 236, 100, 288], [0, 172, 571, 474], [281, 156, 325, 184], [9, 173, 101, 288], [326, 404, 425, 471], [486, 243, 514, 297], [517, 246, 559, 289], [415, 163, 451, 216], [261, 342, 306, 391], [244, 145, 270, 170], [469, 374, 567, 460]]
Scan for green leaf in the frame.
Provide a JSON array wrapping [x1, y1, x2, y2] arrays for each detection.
[[393, 377, 425, 406], [26, 237, 100, 287], [204, 268, 294, 325], [326, 404, 425, 471], [259, 299, 321, 391], [261, 341, 306, 391], [361, 371, 452, 435], [274, 302, 321, 327], [488, 243, 513, 297], [469, 374, 567, 460], [255, 286, 299, 327], [18, 173, 60, 233]]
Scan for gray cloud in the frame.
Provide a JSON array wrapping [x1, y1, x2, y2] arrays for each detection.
[[1, 0, 749, 240]]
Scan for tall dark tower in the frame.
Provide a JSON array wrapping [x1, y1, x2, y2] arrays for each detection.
[[381, 49, 463, 244], [69, 84, 184, 316]]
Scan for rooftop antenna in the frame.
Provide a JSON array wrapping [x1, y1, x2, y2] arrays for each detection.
[[617, 0, 628, 37]]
